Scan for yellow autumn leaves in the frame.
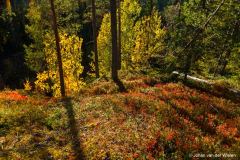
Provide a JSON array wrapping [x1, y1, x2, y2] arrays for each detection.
[[97, 0, 166, 74], [35, 33, 85, 97]]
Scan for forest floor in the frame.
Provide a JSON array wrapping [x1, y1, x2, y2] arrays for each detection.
[[0, 76, 240, 160]]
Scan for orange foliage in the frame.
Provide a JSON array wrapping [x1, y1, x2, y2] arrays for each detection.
[[216, 123, 238, 138], [0, 91, 28, 101], [132, 153, 139, 159], [166, 131, 175, 141]]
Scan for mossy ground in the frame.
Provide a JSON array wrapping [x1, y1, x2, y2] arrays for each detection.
[[0, 77, 239, 159]]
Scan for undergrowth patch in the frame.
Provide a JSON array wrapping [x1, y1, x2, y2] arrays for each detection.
[[0, 79, 239, 159]]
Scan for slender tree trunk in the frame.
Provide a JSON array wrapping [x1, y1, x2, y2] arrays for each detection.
[[219, 50, 231, 75], [110, 0, 119, 81], [78, 0, 84, 19], [178, 0, 181, 19], [201, 0, 206, 9], [214, 52, 224, 77], [92, 0, 99, 78], [0, 74, 4, 90], [117, 0, 121, 70], [184, 52, 193, 81], [49, 0, 66, 98], [150, 0, 153, 12]]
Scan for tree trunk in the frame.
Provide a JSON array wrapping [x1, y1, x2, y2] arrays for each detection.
[[92, 0, 99, 78], [117, 0, 121, 70], [219, 50, 231, 75], [0, 74, 4, 90], [201, 0, 206, 9], [178, 0, 181, 19], [150, 0, 153, 12], [110, 0, 119, 81], [49, 0, 66, 98], [214, 51, 224, 77], [184, 52, 193, 81]]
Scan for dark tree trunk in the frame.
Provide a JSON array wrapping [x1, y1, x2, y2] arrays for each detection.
[[117, 0, 121, 70], [110, 0, 119, 81], [214, 52, 224, 77], [150, 0, 153, 12], [49, 0, 66, 98], [201, 0, 206, 9], [0, 74, 4, 90], [178, 0, 181, 18], [92, 0, 99, 78], [184, 52, 193, 81], [219, 50, 231, 75]]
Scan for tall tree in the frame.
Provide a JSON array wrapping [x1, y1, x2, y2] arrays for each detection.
[[49, 0, 65, 97], [92, 0, 99, 78], [117, 0, 121, 70], [110, 0, 119, 81], [98, 0, 165, 72]]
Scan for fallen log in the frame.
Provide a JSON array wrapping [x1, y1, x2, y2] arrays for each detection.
[[172, 71, 240, 103], [172, 71, 213, 84]]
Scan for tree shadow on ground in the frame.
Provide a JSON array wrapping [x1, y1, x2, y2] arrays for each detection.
[[208, 104, 236, 119], [183, 80, 240, 103], [63, 98, 85, 160], [168, 100, 238, 143], [168, 101, 216, 135]]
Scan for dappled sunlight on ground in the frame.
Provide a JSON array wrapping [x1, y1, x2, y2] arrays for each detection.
[[0, 78, 239, 159]]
